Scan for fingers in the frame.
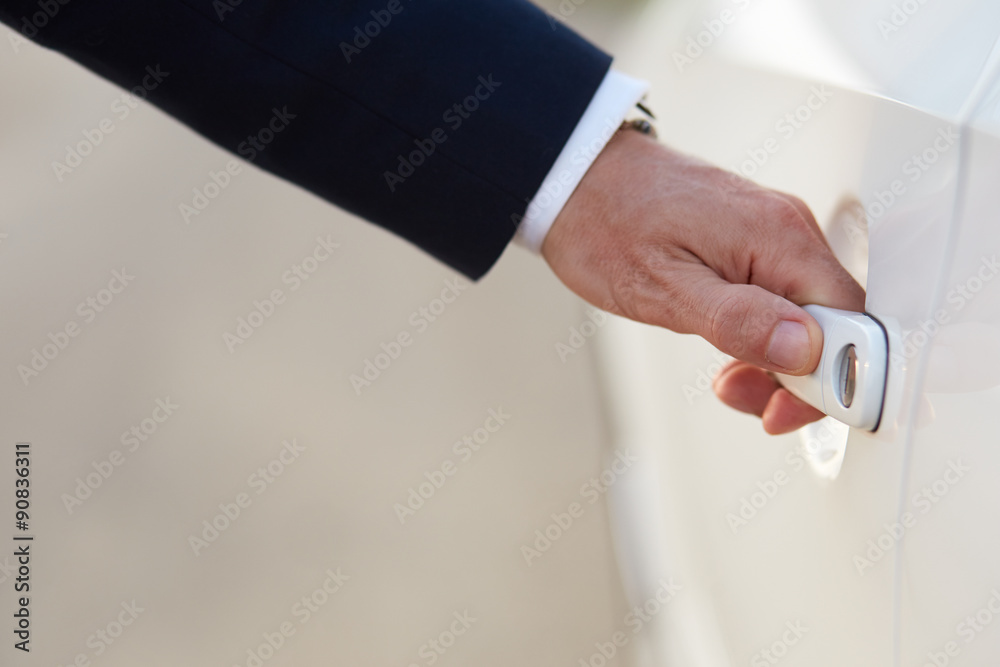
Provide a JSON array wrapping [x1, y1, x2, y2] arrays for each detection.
[[690, 190, 864, 431], [679, 275, 825, 375], [668, 189, 865, 374], [711, 362, 774, 415], [761, 388, 826, 434], [744, 194, 866, 312], [642, 175, 864, 376], [714, 362, 825, 434], [774, 191, 831, 249], [539, 133, 868, 435]]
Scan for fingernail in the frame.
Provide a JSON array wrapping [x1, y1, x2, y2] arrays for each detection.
[[766, 321, 810, 371]]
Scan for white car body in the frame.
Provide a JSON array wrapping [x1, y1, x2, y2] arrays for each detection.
[[604, 1, 1000, 665]]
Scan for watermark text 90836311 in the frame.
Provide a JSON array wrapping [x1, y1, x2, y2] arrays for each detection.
[[13, 442, 33, 653]]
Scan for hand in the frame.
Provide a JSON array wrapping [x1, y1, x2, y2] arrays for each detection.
[[542, 127, 866, 434]]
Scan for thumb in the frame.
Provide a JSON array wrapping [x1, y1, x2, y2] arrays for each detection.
[[687, 278, 824, 375]]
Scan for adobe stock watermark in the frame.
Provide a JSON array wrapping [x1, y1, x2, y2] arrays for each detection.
[[854, 125, 959, 229], [521, 448, 638, 566], [339, 0, 410, 62], [576, 578, 682, 667], [877, 0, 933, 40], [61, 397, 180, 515], [920, 588, 1000, 667], [55, 600, 145, 666], [725, 442, 810, 534], [853, 459, 970, 575], [405, 610, 477, 667], [230, 565, 350, 667], [0, 555, 17, 587], [235, 106, 297, 162], [546, 0, 588, 30], [179, 106, 296, 223], [16, 267, 135, 387], [941, 254, 1000, 311], [682, 349, 733, 404], [383, 74, 501, 192], [8, 0, 72, 53], [838, 128, 959, 247], [350, 276, 468, 395], [52, 65, 170, 181], [223, 235, 341, 352], [179, 160, 242, 224], [508, 115, 622, 231], [213, 0, 245, 21], [672, 0, 757, 73], [188, 438, 306, 556], [393, 407, 511, 524], [750, 620, 808, 667], [724, 84, 834, 187], [889, 254, 1000, 371], [837, 200, 870, 250], [555, 308, 608, 362]]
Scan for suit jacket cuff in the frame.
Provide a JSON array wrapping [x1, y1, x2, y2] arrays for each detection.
[[513, 69, 651, 253]]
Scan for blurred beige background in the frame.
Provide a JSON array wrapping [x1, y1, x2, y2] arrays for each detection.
[[0, 2, 657, 666]]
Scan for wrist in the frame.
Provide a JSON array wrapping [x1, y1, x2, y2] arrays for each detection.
[[542, 124, 655, 262]]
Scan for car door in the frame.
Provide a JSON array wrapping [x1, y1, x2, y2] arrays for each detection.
[[600, 1, 1000, 665]]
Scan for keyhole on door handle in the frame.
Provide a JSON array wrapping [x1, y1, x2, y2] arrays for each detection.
[[774, 306, 888, 431], [837, 344, 857, 409], [767, 198, 907, 479]]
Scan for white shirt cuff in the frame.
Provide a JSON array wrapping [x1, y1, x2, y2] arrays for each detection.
[[513, 69, 651, 253]]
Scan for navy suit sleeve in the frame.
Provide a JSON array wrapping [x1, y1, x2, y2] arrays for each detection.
[[0, 1, 612, 279]]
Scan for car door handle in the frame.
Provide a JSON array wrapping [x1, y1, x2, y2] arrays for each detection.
[[774, 305, 890, 431]]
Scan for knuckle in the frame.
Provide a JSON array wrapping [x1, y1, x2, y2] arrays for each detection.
[[731, 193, 811, 253], [782, 193, 810, 214], [607, 249, 672, 325], [708, 291, 752, 358], [766, 196, 810, 230], [607, 258, 650, 321], [751, 195, 823, 258], [708, 289, 782, 361]]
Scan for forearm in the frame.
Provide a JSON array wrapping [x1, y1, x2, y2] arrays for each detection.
[[0, 0, 611, 279]]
